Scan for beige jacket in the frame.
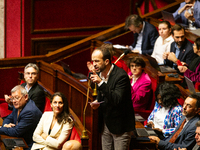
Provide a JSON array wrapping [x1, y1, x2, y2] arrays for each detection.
[[31, 111, 73, 150]]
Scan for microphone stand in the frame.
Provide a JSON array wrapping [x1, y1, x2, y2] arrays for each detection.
[[81, 79, 90, 139]]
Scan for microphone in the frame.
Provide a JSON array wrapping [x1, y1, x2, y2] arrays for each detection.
[[88, 72, 98, 96], [114, 49, 130, 64]]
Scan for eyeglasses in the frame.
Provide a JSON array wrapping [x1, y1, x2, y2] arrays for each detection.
[[11, 95, 24, 102], [130, 65, 141, 68]]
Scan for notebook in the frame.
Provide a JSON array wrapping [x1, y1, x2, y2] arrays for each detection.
[[2, 138, 26, 149], [185, 76, 200, 96]]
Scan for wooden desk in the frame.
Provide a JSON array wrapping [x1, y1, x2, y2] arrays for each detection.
[[130, 121, 158, 150], [164, 73, 183, 84], [0, 135, 28, 150]]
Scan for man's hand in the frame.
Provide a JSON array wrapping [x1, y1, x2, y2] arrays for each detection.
[[184, 10, 195, 21], [178, 4, 193, 14], [146, 121, 155, 128], [90, 74, 102, 84], [41, 132, 48, 140], [4, 123, 15, 128], [178, 66, 188, 73], [132, 49, 139, 53], [4, 95, 13, 105], [87, 61, 95, 73], [90, 100, 100, 110], [149, 136, 160, 144], [163, 52, 170, 59], [168, 52, 178, 63]]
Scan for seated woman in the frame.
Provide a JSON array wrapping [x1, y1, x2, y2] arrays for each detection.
[[127, 56, 152, 110], [178, 37, 200, 83], [151, 21, 174, 64], [146, 82, 183, 139], [31, 92, 81, 150]]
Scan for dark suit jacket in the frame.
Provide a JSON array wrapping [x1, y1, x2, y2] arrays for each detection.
[[158, 115, 199, 150], [97, 65, 135, 134], [0, 100, 42, 149], [131, 21, 158, 55], [21, 82, 45, 112], [165, 39, 194, 70]]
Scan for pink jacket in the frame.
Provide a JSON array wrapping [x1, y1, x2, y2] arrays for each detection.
[[128, 71, 152, 110]]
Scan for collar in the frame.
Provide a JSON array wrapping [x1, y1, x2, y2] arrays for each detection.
[[165, 35, 173, 42], [140, 21, 145, 34], [99, 64, 114, 81]]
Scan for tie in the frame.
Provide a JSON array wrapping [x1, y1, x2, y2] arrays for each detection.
[[169, 119, 186, 143], [16, 110, 21, 125]]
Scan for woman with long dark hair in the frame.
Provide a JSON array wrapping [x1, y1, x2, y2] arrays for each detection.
[[32, 92, 81, 150]]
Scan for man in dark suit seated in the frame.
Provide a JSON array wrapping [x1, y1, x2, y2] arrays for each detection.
[[0, 85, 42, 149], [124, 14, 159, 55], [88, 46, 135, 150], [163, 24, 194, 71], [173, 0, 200, 29], [149, 94, 200, 150], [5, 63, 45, 112], [174, 120, 200, 150]]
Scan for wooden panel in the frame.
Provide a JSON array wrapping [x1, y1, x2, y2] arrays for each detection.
[[35, 60, 95, 149], [31, 35, 89, 55], [31, 0, 131, 34]]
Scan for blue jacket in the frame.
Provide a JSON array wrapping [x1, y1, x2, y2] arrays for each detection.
[[173, 0, 200, 28], [158, 115, 199, 150], [0, 100, 42, 149], [131, 21, 158, 55]]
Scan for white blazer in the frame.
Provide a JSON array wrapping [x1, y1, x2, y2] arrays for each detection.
[[31, 111, 73, 150]]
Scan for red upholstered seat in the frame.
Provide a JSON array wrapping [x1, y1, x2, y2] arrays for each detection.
[[43, 97, 52, 112], [195, 82, 200, 91], [0, 98, 12, 118], [177, 98, 184, 106], [69, 126, 81, 143]]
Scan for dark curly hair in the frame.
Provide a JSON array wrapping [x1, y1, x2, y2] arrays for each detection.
[[51, 92, 71, 124], [155, 82, 181, 107]]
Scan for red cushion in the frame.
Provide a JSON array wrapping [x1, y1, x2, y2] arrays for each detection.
[[0, 98, 12, 118], [69, 126, 81, 143], [43, 97, 52, 112], [178, 98, 184, 106], [195, 82, 200, 91]]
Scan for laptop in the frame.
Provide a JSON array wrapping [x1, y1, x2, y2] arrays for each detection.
[[145, 54, 177, 73], [185, 76, 200, 96], [2, 138, 26, 149], [161, 11, 176, 25], [136, 127, 157, 137], [161, 11, 189, 28]]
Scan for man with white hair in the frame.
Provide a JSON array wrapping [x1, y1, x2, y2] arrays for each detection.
[[0, 85, 42, 149]]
